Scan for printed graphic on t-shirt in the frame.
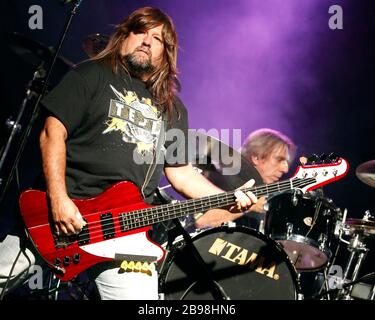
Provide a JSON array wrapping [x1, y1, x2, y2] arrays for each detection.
[[103, 84, 162, 156]]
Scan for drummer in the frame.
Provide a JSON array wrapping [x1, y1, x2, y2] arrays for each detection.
[[194, 128, 296, 231]]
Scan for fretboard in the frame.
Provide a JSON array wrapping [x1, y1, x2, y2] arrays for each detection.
[[119, 177, 315, 232]]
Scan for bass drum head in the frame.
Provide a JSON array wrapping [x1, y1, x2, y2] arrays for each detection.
[[160, 226, 300, 300]]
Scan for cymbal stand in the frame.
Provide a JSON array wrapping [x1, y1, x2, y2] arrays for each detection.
[[0, 0, 83, 206], [338, 232, 369, 300]]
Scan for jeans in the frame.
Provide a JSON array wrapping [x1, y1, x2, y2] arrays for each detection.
[[0, 231, 41, 297], [88, 261, 159, 300], [0, 227, 159, 300]]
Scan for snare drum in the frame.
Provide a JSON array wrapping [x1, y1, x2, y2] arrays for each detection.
[[265, 190, 338, 271], [159, 225, 301, 300]]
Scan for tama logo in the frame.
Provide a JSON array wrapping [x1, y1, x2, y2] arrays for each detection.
[[208, 238, 279, 280]]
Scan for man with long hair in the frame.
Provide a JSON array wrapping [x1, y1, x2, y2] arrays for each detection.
[[0, 7, 256, 300], [195, 128, 296, 230]]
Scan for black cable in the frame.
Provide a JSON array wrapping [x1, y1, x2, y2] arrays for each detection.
[[0, 227, 36, 300], [0, 248, 23, 300]]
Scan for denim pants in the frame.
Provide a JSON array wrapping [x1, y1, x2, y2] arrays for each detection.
[[0, 229, 159, 300], [87, 261, 159, 300], [0, 231, 41, 297]]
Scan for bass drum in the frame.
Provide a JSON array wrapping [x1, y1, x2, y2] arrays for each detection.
[[159, 226, 301, 300]]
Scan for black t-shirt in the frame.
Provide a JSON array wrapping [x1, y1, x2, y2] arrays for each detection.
[[41, 60, 189, 202], [203, 158, 265, 230]]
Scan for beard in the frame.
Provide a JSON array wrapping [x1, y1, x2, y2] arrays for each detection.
[[122, 49, 156, 79]]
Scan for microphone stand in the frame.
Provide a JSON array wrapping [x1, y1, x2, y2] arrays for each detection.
[[0, 0, 83, 206], [0, 63, 46, 179]]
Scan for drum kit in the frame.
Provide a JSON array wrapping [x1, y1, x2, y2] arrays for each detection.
[[157, 135, 375, 300]]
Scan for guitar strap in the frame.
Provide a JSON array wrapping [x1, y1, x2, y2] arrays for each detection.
[[140, 114, 166, 201]]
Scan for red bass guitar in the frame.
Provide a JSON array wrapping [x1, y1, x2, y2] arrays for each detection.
[[19, 157, 349, 281]]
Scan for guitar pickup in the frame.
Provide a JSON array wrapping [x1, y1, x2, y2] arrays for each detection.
[[53, 234, 69, 248], [101, 212, 115, 240], [78, 223, 90, 246], [53, 224, 90, 247]]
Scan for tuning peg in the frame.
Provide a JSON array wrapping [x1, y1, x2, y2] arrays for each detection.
[[319, 153, 328, 163], [328, 153, 339, 162], [307, 154, 319, 164]]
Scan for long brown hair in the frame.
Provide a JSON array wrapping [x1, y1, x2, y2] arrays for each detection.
[[92, 7, 179, 120]]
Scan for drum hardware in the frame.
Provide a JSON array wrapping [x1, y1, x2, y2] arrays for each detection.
[[291, 189, 302, 206], [226, 221, 237, 229], [318, 233, 328, 252], [363, 210, 375, 222], [309, 210, 346, 300], [335, 211, 375, 300], [350, 279, 375, 300], [342, 234, 368, 279], [82, 33, 109, 58], [342, 212, 375, 238], [371, 281, 375, 300], [258, 219, 265, 234], [286, 223, 293, 238], [157, 131, 263, 203], [308, 271, 375, 300], [187, 131, 263, 191], [1, 32, 73, 77], [334, 208, 347, 238], [308, 209, 374, 300], [5, 118, 22, 132], [312, 239, 344, 300]]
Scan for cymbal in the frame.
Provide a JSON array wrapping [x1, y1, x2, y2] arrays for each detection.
[[189, 132, 263, 191], [345, 218, 375, 237], [2, 32, 73, 72], [82, 33, 109, 58], [356, 160, 375, 188]]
